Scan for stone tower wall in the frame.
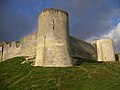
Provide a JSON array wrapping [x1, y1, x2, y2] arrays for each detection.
[[35, 9, 73, 67], [96, 39, 115, 61]]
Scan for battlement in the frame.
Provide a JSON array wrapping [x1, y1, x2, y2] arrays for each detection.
[[4, 41, 20, 48], [0, 42, 3, 47], [40, 8, 68, 16], [0, 32, 37, 61]]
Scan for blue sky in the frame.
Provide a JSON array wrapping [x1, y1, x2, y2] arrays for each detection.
[[0, 0, 120, 52]]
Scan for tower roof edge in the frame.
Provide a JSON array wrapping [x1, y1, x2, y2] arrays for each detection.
[[39, 8, 68, 15]]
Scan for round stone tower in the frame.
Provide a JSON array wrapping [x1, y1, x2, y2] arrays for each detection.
[[96, 39, 115, 61], [35, 8, 73, 67]]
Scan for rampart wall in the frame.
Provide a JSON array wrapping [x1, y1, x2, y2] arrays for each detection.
[[70, 36, 97, 60], [0, 32, 37, 61], [20, 32, 37, 57], [0, 34, 116, 63], [0, 46, 2, 62], [2, 41, 20, 61], [1, 32, 97, 63]]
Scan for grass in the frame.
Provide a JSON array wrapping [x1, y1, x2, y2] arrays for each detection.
[[0, 57, 120, 90]]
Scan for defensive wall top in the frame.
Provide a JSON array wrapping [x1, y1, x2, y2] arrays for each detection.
[[39, 8, 68, 16], [95, 38, 112, 41]]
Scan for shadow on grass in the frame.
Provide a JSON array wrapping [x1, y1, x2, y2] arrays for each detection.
[[72, 57, 99, 66]]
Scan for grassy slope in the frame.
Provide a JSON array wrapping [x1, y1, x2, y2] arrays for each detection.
[[0, 57, 120, 90]]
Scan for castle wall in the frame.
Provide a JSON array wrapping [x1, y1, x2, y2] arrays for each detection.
[[2, 41, 20, 61], [35, 9, 73, 67], [20, 32, 37, 57], [1, 32, 37, 61], [70, 36, 97, 60], [0, 46, 2, 62], [118, 54, 120, 61], [96, 39, 115, 61]]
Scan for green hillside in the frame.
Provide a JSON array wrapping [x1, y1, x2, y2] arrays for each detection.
[[0, 57, 120, 90]]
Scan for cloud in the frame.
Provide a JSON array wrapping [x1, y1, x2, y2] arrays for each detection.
[[86, 22, 120, 53], [100, 23, 120, 53]]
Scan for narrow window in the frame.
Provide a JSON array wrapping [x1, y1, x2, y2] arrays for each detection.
[[52, 19, 54, 30], [9, 44, 11, 47]]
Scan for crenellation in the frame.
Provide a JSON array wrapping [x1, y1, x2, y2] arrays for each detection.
[[1, 32, 37, 61], [41, 8, 68, 16], [0, 42, 3, 47], [16, 41, 20, 48], [10, 41, 19, 48], [2, 41, 21, 61]]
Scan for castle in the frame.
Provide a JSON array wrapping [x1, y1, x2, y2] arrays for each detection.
[[0, 8, 117, 67]]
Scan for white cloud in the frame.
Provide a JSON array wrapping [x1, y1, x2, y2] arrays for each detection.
[[87, 23, 120, 53], [100, 23, 120, 53]]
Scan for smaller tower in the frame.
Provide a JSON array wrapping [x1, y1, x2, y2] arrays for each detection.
[[96, 39, 115, 61]]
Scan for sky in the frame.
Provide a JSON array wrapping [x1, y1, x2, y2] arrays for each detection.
[[0, 0, 120, 53]]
